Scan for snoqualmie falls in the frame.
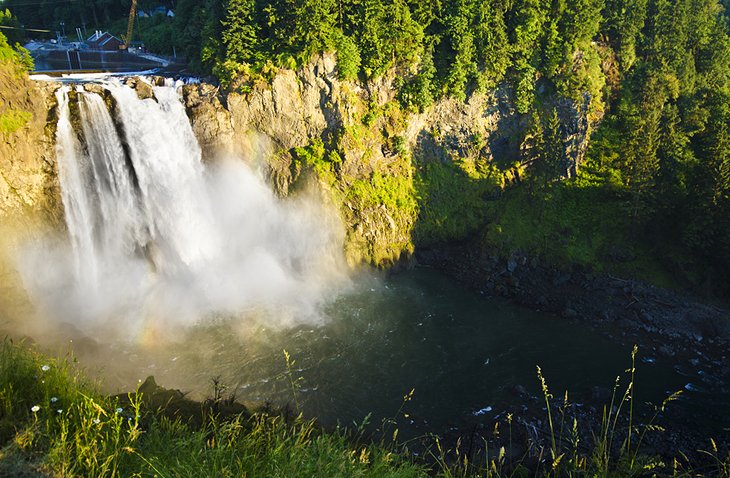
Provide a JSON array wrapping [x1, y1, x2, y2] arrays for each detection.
[[6, 78, 727, 444]]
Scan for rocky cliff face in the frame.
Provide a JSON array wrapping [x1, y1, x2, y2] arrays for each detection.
[[182, 53, 596, 266], [0, 66, 60, 225]]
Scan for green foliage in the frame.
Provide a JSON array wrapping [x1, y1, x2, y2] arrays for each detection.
[[291, 0, 337, 60], [3, 0, 728, 292], [293, 137, 340, 187], [482, 179, 679, 287], [0, 109, 32, 134], [332, 30, 360, 81], [221, 0, 258, 68], [603, 0, 649, 71], [397, 46, 436, 112], [0, 30, 32, 71], [3, 341, 730, 477], [347, 173, 417, 216], [414, 157, 502, 245], [0, 31, 33, 134], [531, 348, 684, 477], [514, 65, 537, 114], [473, 0, 511, 89], [0, 8, 24, 44]]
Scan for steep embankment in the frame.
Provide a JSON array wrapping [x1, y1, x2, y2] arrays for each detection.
[[0, 63, 59, 224]]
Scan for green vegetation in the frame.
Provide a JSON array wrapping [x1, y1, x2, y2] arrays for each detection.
[[0, 0, 727, 292], [0, 28, 32, 71], [83, 0, 724, 295], [414, 153, 503, 246], [3, 339, 729, 477], [0, 339, 427, 477], [292, 124, 419, 266], [0, 109, 32, 135], [482, 174, 681, 289], [0, 30, 34, 135]]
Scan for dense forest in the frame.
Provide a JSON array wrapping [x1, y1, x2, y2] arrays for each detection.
[[2, 0, 730, 297]]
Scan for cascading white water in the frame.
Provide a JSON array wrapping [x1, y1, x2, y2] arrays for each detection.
[[24, 79, 347, 340]]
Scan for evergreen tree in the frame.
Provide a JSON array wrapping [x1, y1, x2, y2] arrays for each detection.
[[222, 0, 258, 65], [292, 0, 337, 58], [541, 107, 564, 181], [358, 0, 387, 77], [386, 0, 424, 70], [473, 0, 511, 89], [509, 0, 546, 112], [603, 0, 649, 72], [398, 43, 436, 111], [442, 0, 477, 100]]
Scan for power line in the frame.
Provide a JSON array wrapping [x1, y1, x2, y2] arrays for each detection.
[[1, 0, 81, 7], [0, 24, 53, 32]]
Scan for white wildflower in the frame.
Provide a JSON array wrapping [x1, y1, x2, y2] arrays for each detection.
[[41, 365, 50, 372], [50, 397, 58, 403], [115, 407, 123, 414], [93, 418, 100, 424], [31, 405, 40, 413], [57, 409, 63, 414]]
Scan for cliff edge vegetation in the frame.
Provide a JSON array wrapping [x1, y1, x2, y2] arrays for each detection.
[[165, 0, 730, 297]]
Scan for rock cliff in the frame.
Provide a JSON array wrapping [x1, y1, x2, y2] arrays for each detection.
[[0, 65, 60, 225], [181, 53, 595, 266]]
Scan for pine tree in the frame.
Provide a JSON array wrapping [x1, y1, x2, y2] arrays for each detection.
[[442, 0, 477, 100], [292, 0, 337, 58], [359, 0, 387, 77], [541, 107, 564, 181], [386, 0, 424, 70], [473, 0, 511, 89], [603, 0, 648, 72], [222, 0, 258, 65]]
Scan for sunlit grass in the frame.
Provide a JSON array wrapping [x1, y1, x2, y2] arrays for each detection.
[[1, 340, 728, 477], [0, 339, 428, 477], [419, 346, 730, 478]]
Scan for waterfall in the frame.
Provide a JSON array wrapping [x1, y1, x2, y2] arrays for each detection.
[[26, 78, 347, 338]]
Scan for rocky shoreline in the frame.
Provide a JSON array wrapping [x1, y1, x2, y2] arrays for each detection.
[[417, 240, 730, 357], [414, 241, 730, 456]]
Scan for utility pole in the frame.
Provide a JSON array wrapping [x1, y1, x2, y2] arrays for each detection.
[[123, 0, 137, 50]]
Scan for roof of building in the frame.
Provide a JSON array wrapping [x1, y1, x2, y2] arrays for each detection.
[[86, 31, 122, 45]]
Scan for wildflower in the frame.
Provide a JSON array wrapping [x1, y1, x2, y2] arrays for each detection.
[[31, 405, 40, 413], [41, 365, 50, 372], [115, 407, 123, 414], [57, 409, 63, 414], [93, 418, 100, 424], [50, 397, 58, 403]]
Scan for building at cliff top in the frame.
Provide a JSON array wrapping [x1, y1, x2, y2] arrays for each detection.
[[86, 31, 124, 51]]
